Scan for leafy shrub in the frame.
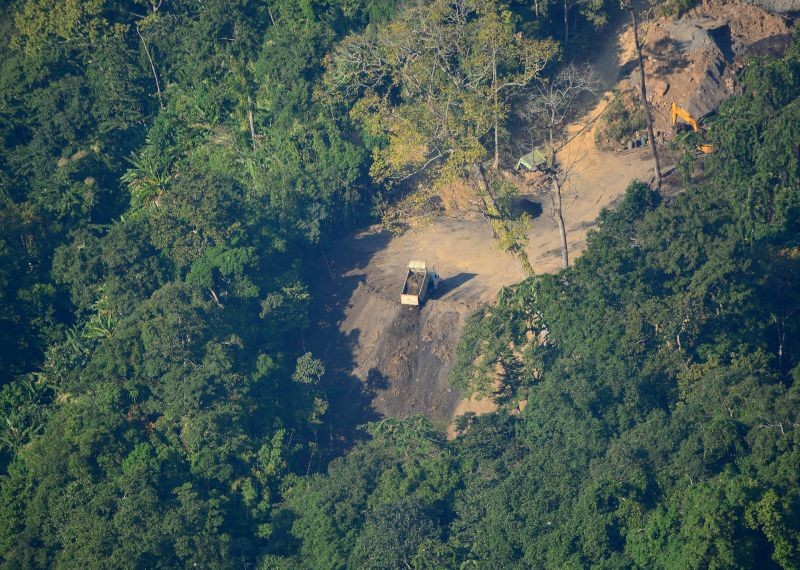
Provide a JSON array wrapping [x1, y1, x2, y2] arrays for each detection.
[[596, 88, 646, 148]]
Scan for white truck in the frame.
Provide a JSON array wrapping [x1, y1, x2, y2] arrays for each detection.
[[400, 260, 440, 306]]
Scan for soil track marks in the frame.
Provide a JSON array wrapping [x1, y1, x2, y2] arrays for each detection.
[[308, 219, 525, 431]]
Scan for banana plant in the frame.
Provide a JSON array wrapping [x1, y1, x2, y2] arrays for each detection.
[[83, 296, 116, 340], [121, 148, 172, 211]]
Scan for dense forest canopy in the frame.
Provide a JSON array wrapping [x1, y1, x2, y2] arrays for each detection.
[[0, 0, 798, 567]]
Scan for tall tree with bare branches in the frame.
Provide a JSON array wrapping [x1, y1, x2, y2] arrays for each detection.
[[525, 63, 600, 269], [623, 1, 662, 187], [469, 6, 554, 169]]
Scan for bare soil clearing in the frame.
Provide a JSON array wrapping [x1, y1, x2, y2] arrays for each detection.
[[308, 0, 790, 434], [310, 147, 653, 430], [309, 218, 525, 427]]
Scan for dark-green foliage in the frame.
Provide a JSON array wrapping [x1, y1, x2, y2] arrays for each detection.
[[1, 0, 798, 567], [0, 0, 388, 566]]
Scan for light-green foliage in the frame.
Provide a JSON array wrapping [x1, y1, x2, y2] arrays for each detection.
[[325, 0, 556, 185]]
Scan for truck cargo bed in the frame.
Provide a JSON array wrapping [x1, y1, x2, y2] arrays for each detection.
[[401, 260, 435, 306], [403, 272, 425, 295]]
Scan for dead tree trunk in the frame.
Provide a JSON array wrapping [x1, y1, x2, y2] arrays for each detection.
[[630, 8, 661, 188], [475, 164, 501, 215], [552, 176, 569, 269], [492, 46, 501, 170], [247, 96, 260, 148]]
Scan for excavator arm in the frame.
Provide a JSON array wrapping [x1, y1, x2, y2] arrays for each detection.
[[671, 102, 700, 131], [671, 102, 713, 154]]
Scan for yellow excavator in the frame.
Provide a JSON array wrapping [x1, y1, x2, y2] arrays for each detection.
[[671, 102, 713, 154]]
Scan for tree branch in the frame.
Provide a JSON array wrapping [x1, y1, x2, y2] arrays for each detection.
[[136, 24, 165, 110]]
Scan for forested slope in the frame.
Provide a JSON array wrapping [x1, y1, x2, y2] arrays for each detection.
[[0, 0, 798, 568], [282, 41, 800, 568], [0, 0, 391, 565]]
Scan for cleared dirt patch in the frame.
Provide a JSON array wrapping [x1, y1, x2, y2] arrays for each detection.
[[308, 138, 653, 430], [308, 218, 525, 429]]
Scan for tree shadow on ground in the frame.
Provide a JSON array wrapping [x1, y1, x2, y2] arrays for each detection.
[[304, 229, 392, 467], [512, 196, 543, 219], [644, 36, 692, 76], [365, 367, 390, 396]]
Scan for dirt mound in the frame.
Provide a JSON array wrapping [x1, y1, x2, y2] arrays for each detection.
[[654, 21, 729, 118], [628, 0, 791, 134], [403, 272, 426, 295], [368, 304, 465, 419]]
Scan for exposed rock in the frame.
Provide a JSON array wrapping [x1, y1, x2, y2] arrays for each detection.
[[631, 1, 791, 133], [745, 0, 800, 14], [658, 21, 730, 118], [654, 80, 670, 97]]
